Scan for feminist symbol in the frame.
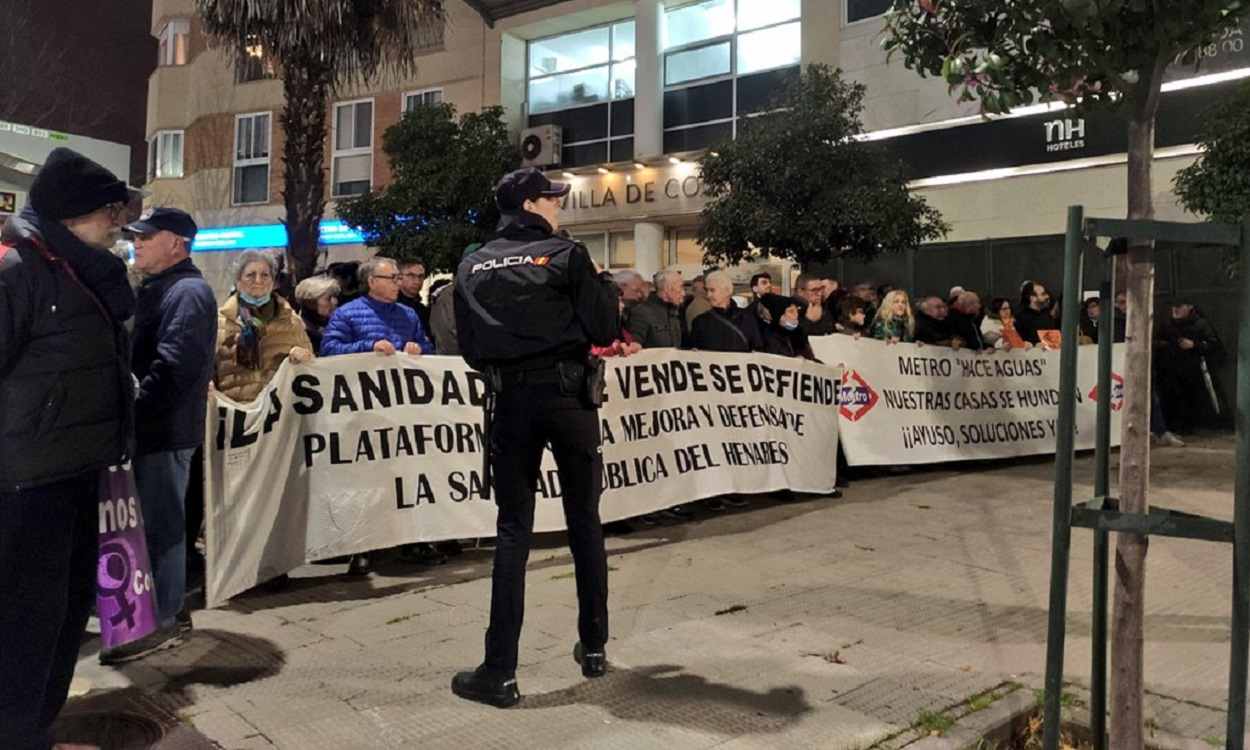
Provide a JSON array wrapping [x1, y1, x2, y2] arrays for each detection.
[[98, 541, 138, 628]]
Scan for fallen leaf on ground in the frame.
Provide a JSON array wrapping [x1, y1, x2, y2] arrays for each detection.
[[715, 604, 748, 616]]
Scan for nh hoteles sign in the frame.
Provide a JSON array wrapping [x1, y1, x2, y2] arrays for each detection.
[[558, 163, 709, 226]]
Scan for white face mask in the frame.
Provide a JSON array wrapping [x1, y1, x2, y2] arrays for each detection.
[[781, 319, 800, 331]]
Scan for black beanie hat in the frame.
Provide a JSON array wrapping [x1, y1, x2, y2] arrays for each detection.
[[29, 147, 129, 221]]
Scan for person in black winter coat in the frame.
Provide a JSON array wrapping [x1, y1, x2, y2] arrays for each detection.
[[452, 168, 621, 707], [914, 296, 961, 347], [0, 148, 137, 750], [947, 291, 987, 350], [102, 208, 219, 662], [758, 293, 818, 360], [1156, 302, 1224, 432], [688, 270, 764, 352]]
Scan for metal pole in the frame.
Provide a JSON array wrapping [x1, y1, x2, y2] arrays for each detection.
[[1227, 220, 1250, 750], [1044, 206, 1085, 750], [1091, 273, 1115, 750]]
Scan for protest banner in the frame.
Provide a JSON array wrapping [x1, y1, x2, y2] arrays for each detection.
[[809, 336, 1125, 466], [97, 464, 159, 650], [205, 349, 840, 606]]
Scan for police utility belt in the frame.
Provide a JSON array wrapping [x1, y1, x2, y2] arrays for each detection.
[[484, 355, 607, 408], [478, 355, 606, 501]]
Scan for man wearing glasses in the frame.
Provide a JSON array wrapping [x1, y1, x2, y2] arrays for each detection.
[[319, 256, 433, 576], [395, 260, 432, 341], [320, 257, 434, 358], [0, 148, 138, 750]]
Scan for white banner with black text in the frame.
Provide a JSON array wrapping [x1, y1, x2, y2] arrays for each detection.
[[809, 336, 1124, 466], [204, 350, 840, 607]]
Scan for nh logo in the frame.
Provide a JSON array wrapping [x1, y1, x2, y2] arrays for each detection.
[[1044, 118, 1086, 152]]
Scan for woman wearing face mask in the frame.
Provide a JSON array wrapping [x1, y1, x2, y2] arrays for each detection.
[[214, 250, 314, 403], [758, 293, 818, 360]]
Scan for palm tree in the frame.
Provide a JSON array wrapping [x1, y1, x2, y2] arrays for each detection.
[[195, 0, 444, 281]]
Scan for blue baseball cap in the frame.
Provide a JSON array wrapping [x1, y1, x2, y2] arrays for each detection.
[[126, 207, 198, 240]]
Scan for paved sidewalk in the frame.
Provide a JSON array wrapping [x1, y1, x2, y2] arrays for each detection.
[[62, 435, 1242, 749]]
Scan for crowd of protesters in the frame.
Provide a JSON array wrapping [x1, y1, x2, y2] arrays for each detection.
[[0, 148, 1228, 747], [593, 266, 1222, 453]]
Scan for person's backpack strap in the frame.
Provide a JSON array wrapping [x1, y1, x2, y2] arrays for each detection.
[[711, 312, 751, 349]]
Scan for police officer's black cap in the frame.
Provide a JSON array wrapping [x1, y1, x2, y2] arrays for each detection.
[[495, 167, 570, 212], [126, 207, 198, 240]]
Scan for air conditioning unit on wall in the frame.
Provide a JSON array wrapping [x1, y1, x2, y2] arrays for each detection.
[[520, 125, 563, 168]]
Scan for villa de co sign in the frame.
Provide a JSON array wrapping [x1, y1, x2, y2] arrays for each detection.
[[558, 161, 709, 226]]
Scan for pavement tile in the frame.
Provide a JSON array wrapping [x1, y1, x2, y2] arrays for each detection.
[[64, 437, 1245, 747]]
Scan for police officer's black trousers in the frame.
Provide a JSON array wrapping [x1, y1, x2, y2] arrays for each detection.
[[485, 381, 608, 676]]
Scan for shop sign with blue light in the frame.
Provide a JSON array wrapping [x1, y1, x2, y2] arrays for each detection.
[[191, 220, 366, 252]]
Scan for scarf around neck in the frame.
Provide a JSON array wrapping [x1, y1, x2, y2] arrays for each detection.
[[24, 206, 134, 324]]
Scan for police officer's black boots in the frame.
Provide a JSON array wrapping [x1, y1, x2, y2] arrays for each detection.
[[573, 642, 607, 678], [451, 665, 520, 708]]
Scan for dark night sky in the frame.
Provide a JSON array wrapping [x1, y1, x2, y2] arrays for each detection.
[[3, 0, 157, 185]]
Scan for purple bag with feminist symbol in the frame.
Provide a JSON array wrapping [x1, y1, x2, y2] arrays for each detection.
[[97, 463, 159, 650]]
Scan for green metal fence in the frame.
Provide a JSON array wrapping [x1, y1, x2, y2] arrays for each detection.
[[1042, 207, 1249, 750]]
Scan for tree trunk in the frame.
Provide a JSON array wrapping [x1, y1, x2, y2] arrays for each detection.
[[281, 53, 331, 283], [1109, 56, 1168, 750]]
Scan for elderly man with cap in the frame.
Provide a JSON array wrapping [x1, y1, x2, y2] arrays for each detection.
[[0, 147, 137, 749], [451, 167, 621, 707], [97, 208, 218, 664]]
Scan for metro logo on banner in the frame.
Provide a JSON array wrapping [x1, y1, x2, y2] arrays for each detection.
[[838, 370, 879, 422], [1087, 372, 1125, 412]]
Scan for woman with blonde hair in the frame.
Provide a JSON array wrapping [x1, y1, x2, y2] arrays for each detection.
[[870, 289, 916, 344]]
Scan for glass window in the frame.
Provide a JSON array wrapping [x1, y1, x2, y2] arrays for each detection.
[[846, 0, 892, 24], [527, 20, 635, 166], [612, 21, 636, 61], [233, 114, 270, 205], [529, 26, 610, 77], [154, 131, 183, 179], [665, 42, 731, 86], [737, 0, 801, 31], [738, 22, 801, 75], [332, 154, 371, 197], [333, 101, 373, 197], [404, 88, 444, 112], [158, 19, 189, 66], [611, 60, 636, 99], [528, 67, 611, 114], [662, 1, 801, 149], [334, 101, 373, 151], [663, 0, 734, 50], [669, 229, 705, 266], [233, 165, 269, 205], [609, 231, 635, 268]]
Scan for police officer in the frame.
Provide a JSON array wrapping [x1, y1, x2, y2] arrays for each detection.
[[451, 167, 621, 708]]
